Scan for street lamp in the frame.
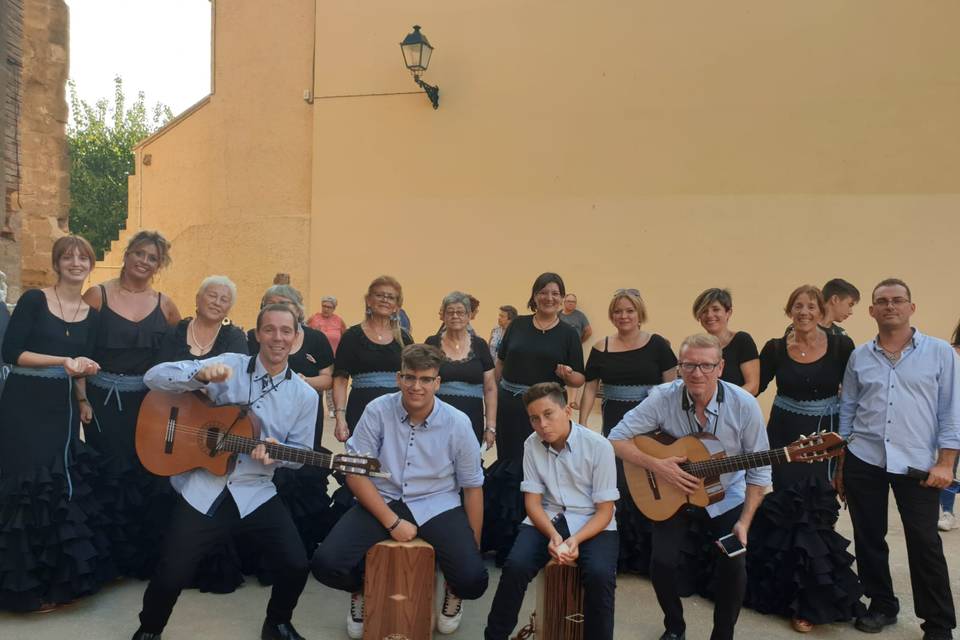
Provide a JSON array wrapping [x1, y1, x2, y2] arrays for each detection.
[[400, 25, 439, 110]]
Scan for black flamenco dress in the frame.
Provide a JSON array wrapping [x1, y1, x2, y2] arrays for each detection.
[[425, 332, 494, 443], [0, 290, 116, 610], [84, 285, 173, 579], [154, 319, 248, 593], [744, 332, 865, 623], [482, 316, 583, 565], [584, 334, 676, 575]]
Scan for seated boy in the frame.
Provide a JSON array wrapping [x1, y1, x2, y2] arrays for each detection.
[[484, 382, 619, 640], [311, 344, 487, 638]]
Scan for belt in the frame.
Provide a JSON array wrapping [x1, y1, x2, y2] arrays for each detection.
[[88, 371, 148, 412], [773, 394, 840, 417], [499, 379, 530, 396], [602, 383, 653, 402], [438, 381, 484, 399], [351, 371, 398, 390]]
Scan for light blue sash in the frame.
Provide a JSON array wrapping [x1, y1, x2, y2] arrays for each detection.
[[10, 365, 76, 499], [88, 371, 148, 412], [773, 394, 840, 417], [351, 371, 398, 390], [499, 379, 530, 397], [602, 383, 653, 403], [438, 381, 484, 399]]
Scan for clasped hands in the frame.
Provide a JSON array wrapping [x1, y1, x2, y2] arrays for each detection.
[[548, 532, 579, 565]]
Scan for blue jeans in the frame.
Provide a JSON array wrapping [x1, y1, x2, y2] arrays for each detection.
[[484, 521, 618, 640]]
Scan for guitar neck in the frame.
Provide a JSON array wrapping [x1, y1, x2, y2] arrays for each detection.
[[683, 447, 790, 478], [218, 434, 333, 468]]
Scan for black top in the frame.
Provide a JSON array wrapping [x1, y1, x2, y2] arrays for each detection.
[[424, 333, 494, 385], [585, 334, 676, 385], [92, 285, 169, 374], [1, 289, 99, 363], [158, 319, 249, 364], [333, 324, 414, 378], [720, 331, 760, 387], [759, 331, 855, 400], [247, 325, 335, 377], [497, 315, 584, 386]]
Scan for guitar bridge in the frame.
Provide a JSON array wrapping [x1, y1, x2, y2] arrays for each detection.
[[646, 469, 661, 500], [164, 406, 178, 454]]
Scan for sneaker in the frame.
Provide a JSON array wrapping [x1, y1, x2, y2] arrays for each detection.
[[346, 592, 363, 639], [436, 583, 463, 634], [938, 511, 957, 532]]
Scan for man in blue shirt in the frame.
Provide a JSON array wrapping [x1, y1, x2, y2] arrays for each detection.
[[839, 278, 959, 640], [608, 333, 771, 640], [132, 304, 318, 640], [312, 344, 487, 638], [484, 382, 619, 640]]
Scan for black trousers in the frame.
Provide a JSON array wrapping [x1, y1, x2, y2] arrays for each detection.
[[138, 494, 308, 633], [844, 453, 956, 636], [484, 522, 619, 640], [311, 500, 488, 599], [650, 505, 744, 640]]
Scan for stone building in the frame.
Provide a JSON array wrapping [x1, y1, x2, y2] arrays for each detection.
[[0, 0, 70, 302]]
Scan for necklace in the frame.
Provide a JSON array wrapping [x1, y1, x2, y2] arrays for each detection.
[[119, 281, 149, 294], [443, 332, 466, 355], [189, 319, 220, 354], [366, 320, 387, 341], [532, 315, 558, 334], [53, 286, 82, 336]]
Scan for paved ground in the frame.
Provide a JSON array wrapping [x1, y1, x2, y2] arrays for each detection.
[[2, 415, 958, 640]]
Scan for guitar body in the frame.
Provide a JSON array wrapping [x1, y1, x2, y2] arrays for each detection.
[[622, 432, 727, 522], [136, 390, 258, 477]]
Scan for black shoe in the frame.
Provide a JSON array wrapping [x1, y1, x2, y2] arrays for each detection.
[[261, 620, 306, 640], [131, 629, 162, 640], [854, 610, 898, 633], [921, 633, 953, 640], [659, 632, 686, 640]]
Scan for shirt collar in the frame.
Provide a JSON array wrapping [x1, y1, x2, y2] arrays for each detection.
[[871, 327, 921, 352], [685, 385, 720, 417], [394, 392, 441, 429], [251, 353, 290, 384]]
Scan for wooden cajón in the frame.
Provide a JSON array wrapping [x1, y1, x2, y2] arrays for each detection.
[[363, 538, 435, 640], [535, 559, 585, 640]]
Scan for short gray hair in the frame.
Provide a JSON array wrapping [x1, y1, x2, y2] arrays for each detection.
[[679, 333, 722, 359], [321, 296, 337, 306], [440, 290, 472, 315], [197, 275, 237, 307], [262, 284, 305, 322]]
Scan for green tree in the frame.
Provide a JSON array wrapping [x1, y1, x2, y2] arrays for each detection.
[[67, 76, 173, 257]]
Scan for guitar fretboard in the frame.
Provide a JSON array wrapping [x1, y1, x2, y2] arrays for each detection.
[[216, 434, 334, 468], [682, 448, 790, 478]]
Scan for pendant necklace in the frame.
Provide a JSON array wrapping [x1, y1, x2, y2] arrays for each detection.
[[53, 286, 81, 336], [190, 319, 219, 354], [532, 315, 557, 334]]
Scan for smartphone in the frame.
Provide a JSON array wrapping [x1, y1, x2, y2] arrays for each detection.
[[715, 533, 746, 557]]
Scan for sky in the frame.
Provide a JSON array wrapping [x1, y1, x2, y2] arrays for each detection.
[[66, 0, 212, 117]]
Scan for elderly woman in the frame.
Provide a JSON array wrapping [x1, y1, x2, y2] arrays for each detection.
[[83, 230, 181, 579], [307, 296, 348, 418], [745, 285, 863, 632], [0, 235, 114, 611], [483, 272, 584, 565], [332, 275, 414, 441], [579, 288, 676, 574], [425, 291, 497, 445], [692, 288, 760, 395], [157, 276, 247, 363]]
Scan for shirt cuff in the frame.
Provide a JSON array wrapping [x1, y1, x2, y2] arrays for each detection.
[[520, 480, 545, 494], [592, 488, 620, 503]]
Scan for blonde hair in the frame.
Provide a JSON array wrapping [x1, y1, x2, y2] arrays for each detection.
[[679, 333, 722, 359], [367, 275, 405, 344], [608, 289, 648, 325], [124, 230, 172, 269]]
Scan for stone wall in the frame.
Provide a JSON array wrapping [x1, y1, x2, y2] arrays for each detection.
[[0, 0, 68, 301]]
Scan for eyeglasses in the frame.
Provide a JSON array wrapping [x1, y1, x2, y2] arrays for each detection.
[[872, 297, 910, 307], [614, 288, 641, 297], [444, 309, 467, 317], [399, 373, 438, 387], [371, 292, 398, 302], [678, 362, 720, 374]]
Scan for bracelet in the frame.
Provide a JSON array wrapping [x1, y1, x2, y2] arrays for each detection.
[[76, 397, 89, 404], [334, 408, 347, 414], [484, 427, 497, 434], [386, 516, 402, 532]]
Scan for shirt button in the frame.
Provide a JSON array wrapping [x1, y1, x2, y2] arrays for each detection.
[[404, 482, 408, 486], [409, 443, 413, 447], [407, 462, 411, 466]]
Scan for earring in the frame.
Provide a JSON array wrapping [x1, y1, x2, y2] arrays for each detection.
[[390, 312, 399, 322], [365, 306, 373, 316]]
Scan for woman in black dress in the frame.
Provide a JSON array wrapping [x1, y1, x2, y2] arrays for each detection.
[[579, 289, 676, 574], [425, 291, 497, 445], [0, 236, 115, 611], [693, 288, 760, 395], [746, 285, 864, 632], [332, 275, 414, 442], [482, 272, 584, 565], [83, 230, 180, 579], [245, 284, 337, 579]]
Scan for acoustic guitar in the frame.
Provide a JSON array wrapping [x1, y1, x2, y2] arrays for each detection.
[[135, 390, 388, 479], [622, 431, 845, 521]]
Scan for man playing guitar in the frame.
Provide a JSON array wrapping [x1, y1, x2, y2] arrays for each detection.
[[131, 303, 317, 640], [608, 333, 771, 640]]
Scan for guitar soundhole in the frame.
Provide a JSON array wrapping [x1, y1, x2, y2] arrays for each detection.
[[200, 425, 223, 454]]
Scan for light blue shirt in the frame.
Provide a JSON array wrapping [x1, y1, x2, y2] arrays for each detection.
[[839, 329, 960, 474], [608, 379, 771, 517], [143, 353, 318, 518], [346, 392, 484, 526], [520, 421, 619, 536]]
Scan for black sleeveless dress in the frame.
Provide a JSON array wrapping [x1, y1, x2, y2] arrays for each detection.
[[425, 332, 494, 443], [85, 285, 173, 579], [584, 334, 676, 575], [719, 331, 759, 388], [744, 332, 865, 623], [0, 290, 116, 610]]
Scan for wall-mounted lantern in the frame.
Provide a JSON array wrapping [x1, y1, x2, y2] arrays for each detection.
[[400, 25, 439, 110]]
